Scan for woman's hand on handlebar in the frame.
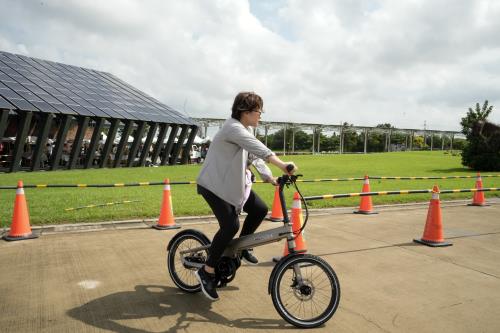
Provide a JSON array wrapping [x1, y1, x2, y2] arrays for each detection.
[[283, 162, 298, 175], [269, 177, 278, 186], [267, 155, 298, 175]]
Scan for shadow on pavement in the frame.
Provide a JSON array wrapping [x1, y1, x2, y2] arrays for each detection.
[[67, 285, 290, 332]]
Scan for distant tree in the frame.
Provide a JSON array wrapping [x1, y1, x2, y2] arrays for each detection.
[[293, 130, 313, 150], [413, 136, 425, 149], [461, 101, 493, 136], [375, 123, 394, 129], [320, 134, 339, 152], [460, 100, 500, 171], [341, 123, 360, 152]]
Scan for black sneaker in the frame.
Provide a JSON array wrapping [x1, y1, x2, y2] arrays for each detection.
[[194, 267, 219, 301], [241, 249, 259, 265]]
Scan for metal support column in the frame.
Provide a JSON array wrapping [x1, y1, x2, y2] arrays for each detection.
[[312, 128, 315, 154], [340, 127, 344, 154], [364, 128, 368, 154], [10, 111, 33, 172], [68, 116, 89, 169], [100, 119, 119, 168], [139, 122, 158, 166], [170, 125, 188, 165], [292, 128, 295, 154], [409, 131, 414, 151], [127, 121, 146, 167], [283, 124, 286, 156], [31, 113, 54, 171], [387, 130, 392, 152], [114, 120, 133, 168], [0, 109, 10, 139], [317, 128, 321, 153], [182, 125, 198, 164], [384, 131, 388, 152], [162, 124, 179, 166], [84, 117, 104, 169], [50, 114, 72, 171], [151, 123, 168, 165]]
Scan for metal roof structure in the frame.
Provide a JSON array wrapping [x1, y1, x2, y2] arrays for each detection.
[[195, 117, 464, 154], [0, 50, 198, 172]]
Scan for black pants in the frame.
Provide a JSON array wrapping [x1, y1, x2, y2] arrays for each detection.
[[197, 185, 268, 268]]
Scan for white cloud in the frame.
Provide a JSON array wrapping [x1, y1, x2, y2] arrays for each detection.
[[0, 0, 499, 131]]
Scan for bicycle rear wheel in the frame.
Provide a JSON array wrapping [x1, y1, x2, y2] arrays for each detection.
[[167, 233, 210, 293], [270, 254, 340, 328]]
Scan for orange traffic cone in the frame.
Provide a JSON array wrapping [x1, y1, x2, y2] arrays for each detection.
[[468, 173, 488, 206], [3, 181, 38, 241], [354, 175, 377, 214], [267, 185, 284, 222], [153, 179, 180, 230], [273, 192, 307, 262], [413, 185, 452, 247]]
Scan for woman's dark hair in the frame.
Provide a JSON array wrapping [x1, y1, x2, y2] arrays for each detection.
[[231, 92, 263, 120]]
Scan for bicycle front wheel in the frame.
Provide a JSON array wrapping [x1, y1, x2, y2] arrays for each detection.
[[270, 254, 340, 328]]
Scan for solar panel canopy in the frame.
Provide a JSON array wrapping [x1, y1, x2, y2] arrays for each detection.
[[0, 50, 195, 125], [0, 50, 200, 173]]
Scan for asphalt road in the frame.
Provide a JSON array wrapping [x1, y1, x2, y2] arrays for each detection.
[[1, 202, 499, 332]]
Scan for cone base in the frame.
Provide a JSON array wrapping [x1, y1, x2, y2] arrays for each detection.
[[266, 217, 284, 222], [467, 203, 489, 207], [413, 238, 452, 247], [152, 224, 181, 230], [354, 210, 378, 215], [3, 233, 39, 242]]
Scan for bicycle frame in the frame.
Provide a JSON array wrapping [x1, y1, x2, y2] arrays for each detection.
[[179, 175, 302, 268]]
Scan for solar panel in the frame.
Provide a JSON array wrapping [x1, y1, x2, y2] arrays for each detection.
[[0, 50, 195, 125], [0, 95, 14, 109], [0, 81, 39, 111]]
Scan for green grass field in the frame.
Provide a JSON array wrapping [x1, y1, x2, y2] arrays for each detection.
[[1, 151, 499, 226]]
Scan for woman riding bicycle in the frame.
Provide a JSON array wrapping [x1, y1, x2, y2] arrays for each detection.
[[195, 91, 296, 301]]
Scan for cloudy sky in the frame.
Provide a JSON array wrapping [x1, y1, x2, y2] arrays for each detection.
[[1, 0, 499, 131]]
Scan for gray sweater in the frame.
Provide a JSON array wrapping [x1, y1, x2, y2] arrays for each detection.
[[197, 118, 275, 211]]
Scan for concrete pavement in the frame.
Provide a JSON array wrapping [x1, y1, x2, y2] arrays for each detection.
[[0, 202, 499, 332]]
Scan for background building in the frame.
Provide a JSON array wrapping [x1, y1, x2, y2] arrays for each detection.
[[0, 50, 198, 172]]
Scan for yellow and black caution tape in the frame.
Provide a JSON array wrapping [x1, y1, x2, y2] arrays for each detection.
[[304, 188, 500, 201], [65, 200, 142, 211], [0, 181, 196, 190], [1, 174, 499, 190], [370, 175, 500, 180]]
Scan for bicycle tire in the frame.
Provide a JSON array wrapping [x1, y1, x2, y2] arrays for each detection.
[[270, 254, 340, 328], [167, 232, 210, 293]]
